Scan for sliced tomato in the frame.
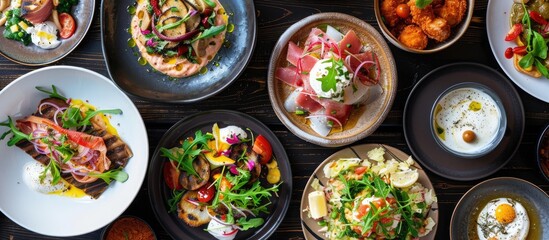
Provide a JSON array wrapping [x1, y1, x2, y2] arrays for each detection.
[[253, 135, 273, 164], [354, 166, 367, 175], [504, 23, 523, 41], [163, 162, 183, 190], [529, 11, 548, 25], [513, 46, 528, 55], [59, 13, 76, 39], [197, 184, 216, 203]]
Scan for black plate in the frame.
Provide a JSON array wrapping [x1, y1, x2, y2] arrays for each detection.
[[536, 124, 549, 182], [403, 63, 524, 180], [450, 177, 549, 239], [148, 110, 292, 239], [100, 0, 256, 102], [0, 1, 95, 65]]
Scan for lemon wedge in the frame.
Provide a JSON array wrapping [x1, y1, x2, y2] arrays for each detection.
[[390, 169, 419, 188]]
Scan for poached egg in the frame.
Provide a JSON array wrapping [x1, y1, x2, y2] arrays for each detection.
[[26, 21, 61, 49]]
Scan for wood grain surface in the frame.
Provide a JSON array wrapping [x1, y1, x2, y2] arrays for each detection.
[[1, 0, 548, 239]]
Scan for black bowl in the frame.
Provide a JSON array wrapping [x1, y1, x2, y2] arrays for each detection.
[[536, 124, 549, 182], [147, 110, 292, 239]]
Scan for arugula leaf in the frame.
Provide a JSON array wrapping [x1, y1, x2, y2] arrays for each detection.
[[203, 0, 216, 8], [88, 169, 129, 184], [236, 217, 264, 230], [225, 168, 251, 191], [62, 107, 122, 129], [415, 0, 433, 9], [168, 189, 185, 213], [219, 181, 280, 215], [0, 116, 32, 146], [317, 58, 339, 93], [36, 85, 67, 101], [192, 25, 226, 43], [160, 130, 212, 176], [40, 157, 61, 185]]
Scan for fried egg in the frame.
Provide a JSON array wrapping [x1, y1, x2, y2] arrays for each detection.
[[433, 87, 501, 154], [476, 198, 530, 240], [26, 21, 61, 49]]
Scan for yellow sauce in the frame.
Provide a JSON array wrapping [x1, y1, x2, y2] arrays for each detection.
[[70, 99, 119, 136], [49, 180, 87, 198]]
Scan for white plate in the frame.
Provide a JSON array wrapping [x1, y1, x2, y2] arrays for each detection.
[[0, 66, 149, 236], [487, 0, 549, 103]]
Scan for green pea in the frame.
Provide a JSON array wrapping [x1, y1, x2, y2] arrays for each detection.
[[18, 32, 24, 38], [330, 211, 338, 219]]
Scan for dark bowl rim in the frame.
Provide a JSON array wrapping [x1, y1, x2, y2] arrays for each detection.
[[448, 176, 549, 240], [536, 123, 549, 182], [373, 0, 475, 54]]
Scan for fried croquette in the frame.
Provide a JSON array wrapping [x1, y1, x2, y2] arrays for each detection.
[[398, 25, 429, 50], [435, 0, 467, 26]]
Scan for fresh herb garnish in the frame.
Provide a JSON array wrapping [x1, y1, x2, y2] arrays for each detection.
[[57, 0, 79, 13], [36, 85, 68, 101], [40, 156, 61, 185], [88, 169, 129, 184], [415, 0, 433, 8], [236, 217, 264, 230], [160, 130, 212, 176], [518, 2, 549, 77], [191, 25, 226, 43], [168, 189, 186, 213], [0, 116, 32, 146], [317, 58, 342, 93], [61, 107, 123, 129], [203, 0, 216, 8]]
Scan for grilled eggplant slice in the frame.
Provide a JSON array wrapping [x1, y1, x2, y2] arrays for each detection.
[[179, 155, 210, 190]]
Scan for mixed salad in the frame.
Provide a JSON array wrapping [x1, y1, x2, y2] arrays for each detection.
[[306, 147, 437, 239], [160, 123, 281, 240], [275, 24, 383, 137], [1, 0, 78, 49], [0, 85, 131, 199], [505, 0, 549, 79]]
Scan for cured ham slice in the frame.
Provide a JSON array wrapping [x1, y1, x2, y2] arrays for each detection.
[[339, 30, 362, 58], [275, 66, 303, 87], [286, 41, 318, 72], [347, 51, 380, 86], [321, 100, 353, 125], [296, 92, 323, 113]]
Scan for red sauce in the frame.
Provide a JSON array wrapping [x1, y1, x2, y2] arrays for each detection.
[[104, 216, 155, 240]]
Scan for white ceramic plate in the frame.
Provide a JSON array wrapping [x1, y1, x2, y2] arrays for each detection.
[[487, 0, 549, 103], [0, 66, 149, 236]]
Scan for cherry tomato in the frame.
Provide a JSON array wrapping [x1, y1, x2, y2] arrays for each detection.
[[504, 23, 523, 41], [462, 130, 476, 143], [253, 135, 273, 164], [58, 13, 76, 39], [357, 203, 371, 219], [197, 183, 216, 203], [354, 166, 367, 175], [513, 46, 528, 55], [163, 162, 183, 190], [504, 47, 514, 59], [530, 11, 548, 25], [396, 4, 410, 19]]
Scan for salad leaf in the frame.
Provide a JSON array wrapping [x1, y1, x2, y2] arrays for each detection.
[[168, 189, 185, 213], [535, 59, 549, 78], [415, 0, 433, 9], [192, 25, 226, 43], [57, 0, 79, 13], [160, 130, 212, 176], [318, 58, 340, 93], [88, 169, 129, 184], [36, 85, 68, 101], [236, 217, 264, 230], [40, 157, 61, 185], [62, 107, 122, 129], [0, 116, 32, 146], [519, 52, 535, 69], [203, 0, 216, 8]]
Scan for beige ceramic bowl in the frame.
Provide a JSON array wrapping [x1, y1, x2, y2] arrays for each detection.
[[300, 144, 438, 239], [374, 0, 474, 53], [267, 12, 397, 147]]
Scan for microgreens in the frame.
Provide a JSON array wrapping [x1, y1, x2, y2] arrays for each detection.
[[0, 116, 32, 146], [191, 25, 226, 43], [36, 85, 67, 101], [518, 2, 549, 78], [88, 169, 129, 184]]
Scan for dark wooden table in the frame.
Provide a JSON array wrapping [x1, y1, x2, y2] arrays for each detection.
[[1, 0, 548, 239]]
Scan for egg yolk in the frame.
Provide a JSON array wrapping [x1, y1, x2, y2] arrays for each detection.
[[495, 203, 516, 224]]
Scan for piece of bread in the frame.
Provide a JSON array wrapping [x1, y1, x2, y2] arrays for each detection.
[[178, 191, 212, 227]]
